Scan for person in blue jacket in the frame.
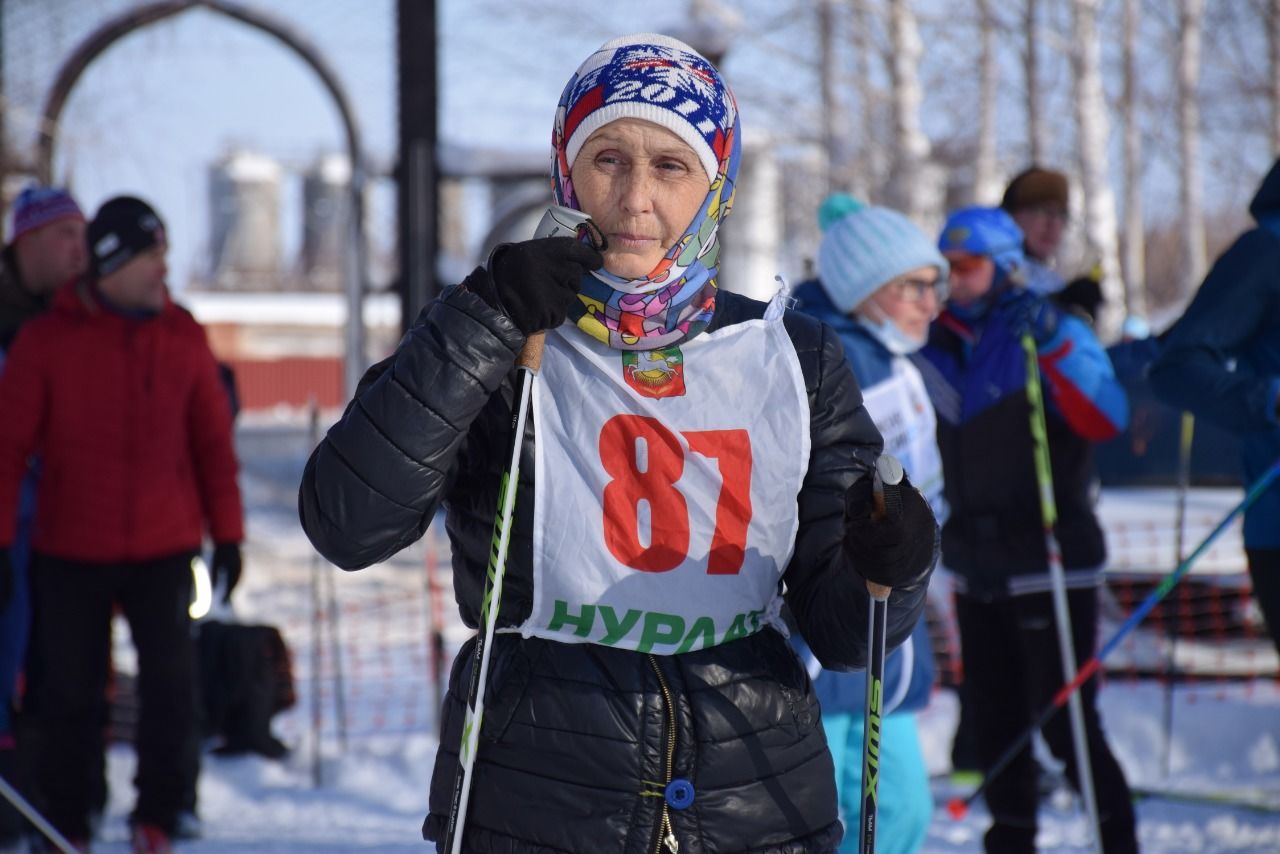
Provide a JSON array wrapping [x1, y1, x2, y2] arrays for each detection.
[[1149, 157, 1280, 658], [0, 186, 86, 848], [918, 207, 1138, 853], [790, 193, 947, 853]]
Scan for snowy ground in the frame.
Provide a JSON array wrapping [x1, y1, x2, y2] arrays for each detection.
[[82, 415, 1280, 852]]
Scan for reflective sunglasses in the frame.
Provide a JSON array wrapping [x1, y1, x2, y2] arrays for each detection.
[[946, 255, 989, 276]]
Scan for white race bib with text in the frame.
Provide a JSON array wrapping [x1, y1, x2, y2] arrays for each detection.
[[523, 308, 809, 654]]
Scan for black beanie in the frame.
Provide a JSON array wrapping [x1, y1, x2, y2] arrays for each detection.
[[87, 196, 166, 277]]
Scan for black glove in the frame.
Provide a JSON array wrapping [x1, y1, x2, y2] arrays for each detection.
[[0, 549, 11, 611], [1009, 293, 1060, 346], [211, 542, 242, 603], [842, 465, 938, 591], [1053, 276, 1104, 325], [481, 237, 604, 335]]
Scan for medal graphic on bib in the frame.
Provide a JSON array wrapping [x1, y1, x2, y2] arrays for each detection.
[[622, 347, 686, 399]]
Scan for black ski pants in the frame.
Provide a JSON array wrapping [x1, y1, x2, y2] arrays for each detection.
[[954, 588, 1138, 854], [1245, 548, 1280, 658], [20, 551, 196, 840]]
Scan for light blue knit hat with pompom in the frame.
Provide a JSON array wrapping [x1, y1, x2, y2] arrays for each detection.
[[815, 193, 949, 314]]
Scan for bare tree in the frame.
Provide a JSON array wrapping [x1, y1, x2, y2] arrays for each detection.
[[1178, 0, 1207, 297], [1121, 0, 1147, 318], [883, 0, 933, 220], [818, 0, 846, 194], [1023, 0, 1045, 164], [1072, 0, 1124, 340], [849, 0, 884, 201], [973, 0, 1002, 204]]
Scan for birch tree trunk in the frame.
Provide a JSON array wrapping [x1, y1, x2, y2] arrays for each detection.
[[1121, 0, 1147, 318], [850, 0, 881, 200], [1178, 0, 1206, 298], [973, 0, 1002, 204], [1072, 0, 1124, 340], [884, 0, 932, 221], [818, 0, 843, 194], [1024, 0, 1045, 164]]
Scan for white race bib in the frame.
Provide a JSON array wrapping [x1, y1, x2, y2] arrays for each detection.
[[860, 357, 945, 519], [523, 303, 809, 654]]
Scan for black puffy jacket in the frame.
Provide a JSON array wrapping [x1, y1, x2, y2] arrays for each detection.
[[299, 272, 934, 853]]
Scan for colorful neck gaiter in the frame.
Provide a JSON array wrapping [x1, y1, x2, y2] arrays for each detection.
[[550, 33, 741, 351]]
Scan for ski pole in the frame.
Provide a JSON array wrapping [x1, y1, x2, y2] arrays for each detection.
[[0, 772, 78, 854], [858, 453, 903, 854], [443, 206, 604, 854], [326, 562, 348, 753], [425, 528, 447, 739], [1020, 331, 1102, 851], [442, 332, 541, 854], [948, 453, 1280, 821], [1160, 410, 1194, 778], [308, 398, 324, 787]]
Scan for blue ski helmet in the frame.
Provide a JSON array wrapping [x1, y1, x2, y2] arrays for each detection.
[[937, 206, 1025, 281]]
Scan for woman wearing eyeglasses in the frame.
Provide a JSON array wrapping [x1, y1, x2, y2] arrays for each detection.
[[918, 206, 1137, 854], [789, 193, 948, 854]]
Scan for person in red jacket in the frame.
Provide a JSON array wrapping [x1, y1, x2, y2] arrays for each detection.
[[0, 196, 243, 854]]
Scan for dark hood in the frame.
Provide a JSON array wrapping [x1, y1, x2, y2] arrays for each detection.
[[0, 245, 48, 349], [1249, 158, 1280, 221]]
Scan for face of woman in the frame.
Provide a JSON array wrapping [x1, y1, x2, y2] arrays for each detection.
[[858, 265, 942, 341], [570, 118, 711, 279]]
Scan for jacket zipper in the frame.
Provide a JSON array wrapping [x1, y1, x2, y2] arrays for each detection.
[[648, 655, 679, 854]]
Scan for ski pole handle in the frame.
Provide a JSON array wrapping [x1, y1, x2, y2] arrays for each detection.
[[517, 332, 545, 372], [866, 583, 891, 601], [533, 204, 607, 251], [867, 454, 904, 599], [523, 204, 606, 375], [534, 204, 592, 241]]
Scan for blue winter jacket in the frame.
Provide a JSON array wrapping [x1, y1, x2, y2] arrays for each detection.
[[790, 281, 935, 715], [792, 281, 897, 389], [0, 247, 43, 731], [1149, 160, 1280, 548], [918, 285, 1129, 598]]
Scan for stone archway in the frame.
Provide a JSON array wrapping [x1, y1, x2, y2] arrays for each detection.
[[35, 0, 370, 396]]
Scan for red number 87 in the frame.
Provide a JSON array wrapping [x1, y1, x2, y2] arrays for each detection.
[[599, 414, 752, 574]]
